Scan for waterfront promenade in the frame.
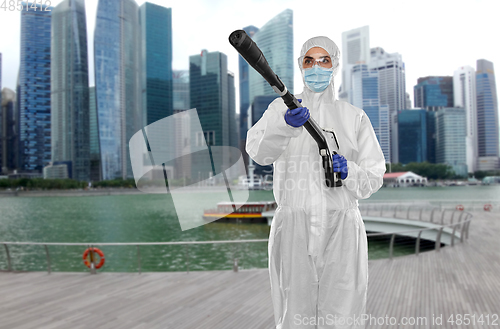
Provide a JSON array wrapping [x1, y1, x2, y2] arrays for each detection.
[[0, 211, 498, 329]]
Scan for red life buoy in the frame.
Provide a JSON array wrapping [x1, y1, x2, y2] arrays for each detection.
[[484, 204, 492, 212], [456, 205, 464, 211], [83, 248, 105, 269]]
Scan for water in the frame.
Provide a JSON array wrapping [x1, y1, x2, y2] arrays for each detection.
[[0, 186, 498, 272]]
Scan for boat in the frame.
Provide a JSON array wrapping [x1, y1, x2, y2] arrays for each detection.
[[203, 201, 277, 224]]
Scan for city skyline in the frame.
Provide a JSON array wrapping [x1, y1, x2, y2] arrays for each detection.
[[1, 0, 499, 112], [0, 0, 499, 179]]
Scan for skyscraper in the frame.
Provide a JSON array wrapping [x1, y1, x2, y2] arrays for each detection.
[[51, 0, 90, 181], [89, 86, 101, 182], [0, 53, 2, 111], [426, 111, 437, 164], [248, 9, 293, 105], [340, 26, 370, 102], [414, 76, 454, 111], [238, 25, 259, 166], [173, 70, 190, 113], [140, 2, 172, 126], [351, 64, 390, 162], [0, 53, 2, 173], [228, 71, 237, 153], [476, 59, 499, 171], [1, 88, 18, 174], [453, 65, 477, 173], [172, 70, 190, 180], [436, 107, 467, 176], [250, 95, 276, 176], [94, 0, 142, 180], [413, 76, 453, 164], [18, 2, 52, 174], [369, 47, 406, 163], [189, 50, 237, 179], [398, 109, 427, 164]]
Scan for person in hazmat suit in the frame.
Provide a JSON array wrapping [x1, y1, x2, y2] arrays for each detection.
[[246, 36, 386, 329]]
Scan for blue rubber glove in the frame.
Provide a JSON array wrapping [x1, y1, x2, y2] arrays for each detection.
[[332, 153, 348, 180], [284, 99, 310, 127]]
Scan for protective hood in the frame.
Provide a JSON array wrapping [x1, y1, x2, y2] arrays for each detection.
[[298, 36, 340, 99]]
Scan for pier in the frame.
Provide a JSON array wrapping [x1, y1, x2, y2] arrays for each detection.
[[0, 210, 499, 328]]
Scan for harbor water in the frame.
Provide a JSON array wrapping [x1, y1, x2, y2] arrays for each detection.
[[0, 185, 498, 272]]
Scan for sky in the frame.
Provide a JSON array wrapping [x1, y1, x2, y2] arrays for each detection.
[[0, 0, 499, 112]]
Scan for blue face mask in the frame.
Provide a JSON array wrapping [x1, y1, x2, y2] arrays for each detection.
[[304, 65, 333, 93]]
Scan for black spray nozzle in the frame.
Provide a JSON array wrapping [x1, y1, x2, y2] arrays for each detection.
[[229, 30, 284, 93]]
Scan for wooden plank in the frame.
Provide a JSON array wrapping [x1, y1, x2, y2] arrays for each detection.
[[0, 211, 499, 329]]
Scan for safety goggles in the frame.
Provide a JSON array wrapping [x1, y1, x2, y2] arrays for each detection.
[[299, 55, 333, 69]]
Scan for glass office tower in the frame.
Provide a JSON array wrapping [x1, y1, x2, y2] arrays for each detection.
[[414, 76, 454, 111], [436, 107, 467, 176], [190, 50, 237, 148], [351, 64, 390, 162], [189, 50, 237, 180], [18, 2, 52, 174], [1, 88, 18, 174], [238, 25, 259, 167], [0, 53, 2, 172], [51, 0, 90, 181], [140, 2, 173, 126], [95, 0, 141, 180], [398, 109, 427, 164], [341, 25, 370, 102], [369, 47, 406, 163], [173, 70, 189, 112], [89, 86, 101, 182], [453, 65, 477, 173], [248, 9, 293, 104], [476, 59, 499, 171]]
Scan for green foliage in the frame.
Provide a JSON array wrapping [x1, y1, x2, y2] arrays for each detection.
[[474, 170, 500, 180], [0, 178, 87, 190], [92, 178, 137, 188], [385, 162, 455, 180]]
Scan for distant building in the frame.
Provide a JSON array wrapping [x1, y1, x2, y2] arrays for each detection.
[[238, 25, 259, 167], [89, 87, 101, 182], [476, 59, 499, 171], [241, 10, 293, 174], [94, 0, 142, 180], [383, 171, 427, 187], [173, 70, 189, 113], [189, 49, 237, 180], [453, 66, 477, 173], [18, 2, 53, 173], [0, 53, 3, 173], [0, 53, 2, 123], [50, 0, 90, 181], [1, 88, 18, 174], [351, 64, 390, 162], [414, 76, 454, 111], [398, 109, 427, 164], [248, 9, 293, 107], [405, 92, 411, 109], [250, 95, 276, 176], [140, 2, 173, 126], [426, 111, 437, 163], [369, 47, 407, 164], [436, 107, 467, 176], [341, 25, 370, 102], [43, 162, 69, 179]]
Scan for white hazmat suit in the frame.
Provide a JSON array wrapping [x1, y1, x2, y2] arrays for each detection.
[[246, 36, 386, 329]]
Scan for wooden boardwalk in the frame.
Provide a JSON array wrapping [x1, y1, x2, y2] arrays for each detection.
[[0, 211, 499, 329]]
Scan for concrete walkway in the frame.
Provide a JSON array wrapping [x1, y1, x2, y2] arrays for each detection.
[[1, 211, 498, 329]]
